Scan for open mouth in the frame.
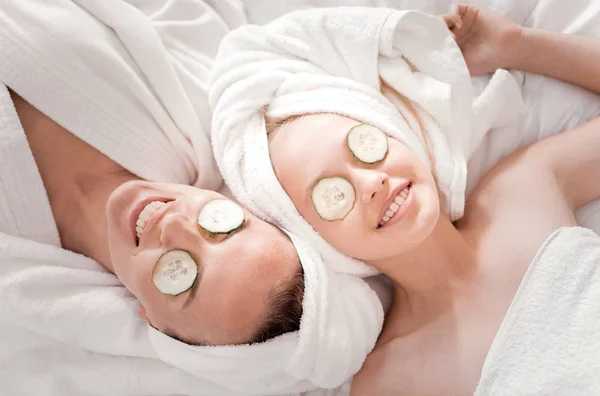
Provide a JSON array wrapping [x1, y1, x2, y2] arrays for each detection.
[[131, 198, 172, 246], [378, 182, 412, 228]]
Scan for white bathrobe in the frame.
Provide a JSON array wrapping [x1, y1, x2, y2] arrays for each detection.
[[0, 1, 259, 395], [0, 1, 373, 395]]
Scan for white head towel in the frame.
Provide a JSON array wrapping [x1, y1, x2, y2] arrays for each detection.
[[148, 231, 384, 393]]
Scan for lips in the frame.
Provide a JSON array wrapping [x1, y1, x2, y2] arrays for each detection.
[[378, 181, 411, 226], [379, 184, 412, 228], [129, 197, 172, 245]]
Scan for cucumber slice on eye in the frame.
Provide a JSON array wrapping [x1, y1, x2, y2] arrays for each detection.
[[311, 177, 356, 221], [152, 250, 198, 296], [197, 199, 245, 234], [347, 123, 388, 164]]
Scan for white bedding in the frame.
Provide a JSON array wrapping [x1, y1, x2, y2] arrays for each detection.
[[0, 0, 599, 395]]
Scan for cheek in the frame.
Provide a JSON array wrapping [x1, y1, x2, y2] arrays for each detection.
[[311, 214, 369, 258], [125, 254, 172, 328], [276, 167, 307, 214], [112, 249, 159, 301]]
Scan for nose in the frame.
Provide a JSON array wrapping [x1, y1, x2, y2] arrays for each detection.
[[159, 211, 197, 248], [355, 170, 388, 204]]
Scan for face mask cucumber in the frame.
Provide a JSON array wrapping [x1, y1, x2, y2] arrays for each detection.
[[152, 250, 199, 296], [347, 123, 388, 164], [197, 199, 246, 234]]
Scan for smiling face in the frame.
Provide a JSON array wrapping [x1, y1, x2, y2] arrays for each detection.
[[105, 180, 301, 346], [268, 113, 440, 263]]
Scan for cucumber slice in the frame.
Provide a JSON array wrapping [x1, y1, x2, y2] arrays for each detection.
[[311, 177, 355, 221], [347, 124, 388, 164], [152, 250, 198, 296], [197, 199, 245, 234]]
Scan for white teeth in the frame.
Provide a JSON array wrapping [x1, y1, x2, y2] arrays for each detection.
[[136, 201, 166, 241], [379, 185, 411, 227]]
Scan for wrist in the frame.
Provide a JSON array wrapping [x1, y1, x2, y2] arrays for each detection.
[[504, 26, 533, 70]]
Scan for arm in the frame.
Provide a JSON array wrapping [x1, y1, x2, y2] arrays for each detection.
[[444, 4, 600, 95], [508, 28, 600, 96], [530, 114, 600, 210]]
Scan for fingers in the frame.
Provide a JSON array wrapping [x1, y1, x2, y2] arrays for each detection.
[[441, 6, 463, 42], [442, 3, 466, 31], [440, 15, 458, 40], [449, 3, 471, 19], [441, 14, 455, 29]]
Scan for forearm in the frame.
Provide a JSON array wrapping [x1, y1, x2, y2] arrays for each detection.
[[531, 115, 600, 210], [508, 28, 600, 95]]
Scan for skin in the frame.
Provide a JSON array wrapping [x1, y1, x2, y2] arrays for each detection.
[[268, 5, 600, 394], [11, 91, 300, 346]]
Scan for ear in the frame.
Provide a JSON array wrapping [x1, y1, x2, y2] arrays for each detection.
[[137, 304, 149, 323]]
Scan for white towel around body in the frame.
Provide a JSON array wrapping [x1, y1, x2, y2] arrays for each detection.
[[475, 227, 600, 395]]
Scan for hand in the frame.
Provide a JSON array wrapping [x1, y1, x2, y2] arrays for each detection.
[[442, 4, 524, 75]]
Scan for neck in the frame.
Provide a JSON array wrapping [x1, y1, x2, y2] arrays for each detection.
[[59, 170, 139, 271], [11, 89, 139, 271], [373, 215, 478, 302]]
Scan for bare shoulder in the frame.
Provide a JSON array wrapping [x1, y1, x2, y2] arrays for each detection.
[[351, 343, 412, 396], [462, 114, 600, 240], [458, 143, 577, 261], [351, 337, 463, 396]]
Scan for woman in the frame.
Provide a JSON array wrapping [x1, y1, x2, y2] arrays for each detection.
[[1, 2, 395, 394], [13, 83, 303, 347], [211, 4, 600, 395]]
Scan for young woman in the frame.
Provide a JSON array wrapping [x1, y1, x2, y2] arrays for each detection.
[[245, 4, 600, 395]]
